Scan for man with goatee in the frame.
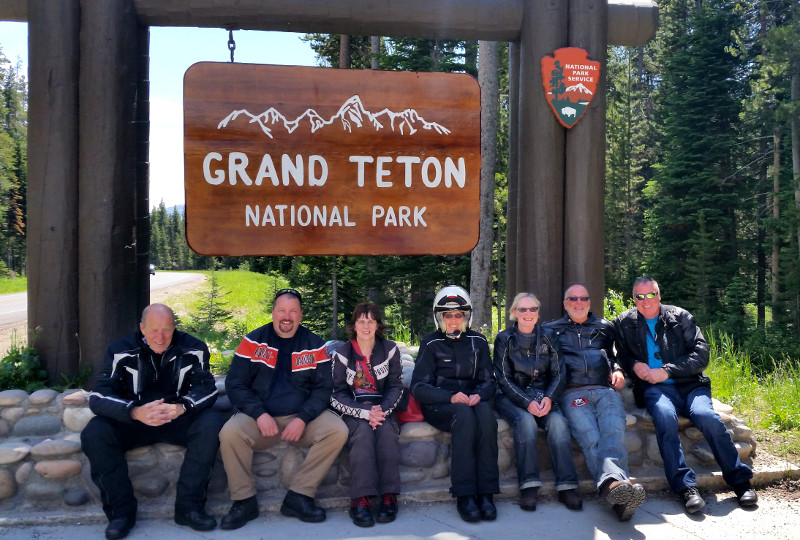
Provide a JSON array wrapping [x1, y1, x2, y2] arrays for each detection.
[[219, 288, 347, 530]]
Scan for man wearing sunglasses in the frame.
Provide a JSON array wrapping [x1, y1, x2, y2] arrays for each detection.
[[615, 277, 756, 514], [219, 288, 348, 530], [543, 284, 645, 522]]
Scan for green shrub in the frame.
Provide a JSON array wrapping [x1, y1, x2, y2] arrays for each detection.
[[210, 349, 235, 376], [605, 289, 634, 319], [760, 360, 800, 431], [385, 304, 416, 346], [0, 334, 48, 392], [741, 325, 800, 375]]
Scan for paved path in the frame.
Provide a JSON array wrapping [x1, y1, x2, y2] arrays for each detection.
[[1, 489, 798, 540]]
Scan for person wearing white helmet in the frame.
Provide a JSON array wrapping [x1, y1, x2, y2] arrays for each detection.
[[410, 285, 499, 523]]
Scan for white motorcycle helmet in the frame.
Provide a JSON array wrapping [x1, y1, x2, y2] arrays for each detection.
[[432, 285, 473, 338]]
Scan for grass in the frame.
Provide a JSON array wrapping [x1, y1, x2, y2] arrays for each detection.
[[159, 270, 288, 374], [187, 269, 287, 331], [706, 329, 800, 463], [0, 277, 26, 295]]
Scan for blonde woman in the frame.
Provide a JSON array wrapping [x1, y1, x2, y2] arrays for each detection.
[[493, 292, 581, 512]]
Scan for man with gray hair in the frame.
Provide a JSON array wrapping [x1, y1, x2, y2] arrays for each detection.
[[544, 284, 645, 522], [615, 277, 756, 513], [82, 303, 224, 540]]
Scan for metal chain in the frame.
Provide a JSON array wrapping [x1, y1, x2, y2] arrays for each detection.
[[228, 30, 236, 63]]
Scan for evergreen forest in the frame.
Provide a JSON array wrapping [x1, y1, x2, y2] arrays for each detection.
[[3, 0, 800, 367]]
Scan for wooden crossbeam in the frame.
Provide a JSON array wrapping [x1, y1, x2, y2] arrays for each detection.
[[2, 0, 657, 46]]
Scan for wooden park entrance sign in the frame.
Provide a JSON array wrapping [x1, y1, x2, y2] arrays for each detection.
[[184, 63, 480, 255], [2, 0, 658, 384]]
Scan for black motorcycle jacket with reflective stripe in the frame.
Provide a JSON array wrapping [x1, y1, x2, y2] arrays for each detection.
[[88, 329, 217, 424], [410, 329, 496, 404], [493, 323, 566, 410], [330, 338, 405, 420], [543, 313, 619, 390]]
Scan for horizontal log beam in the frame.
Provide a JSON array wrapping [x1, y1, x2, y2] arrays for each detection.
[[0, 0, 26, 21], [134, 0, 524, 41], [3, 0, 657, 46]]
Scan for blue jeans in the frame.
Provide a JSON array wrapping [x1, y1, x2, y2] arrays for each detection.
[[643, 384, 752, 494], [560, 387, 629, 490], [495, 393, 578, 491]]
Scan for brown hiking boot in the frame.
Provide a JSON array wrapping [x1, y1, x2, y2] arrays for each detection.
[[599, 479, 632, 505], [557, 488, 583, 511], [613, 483, 646, 522]]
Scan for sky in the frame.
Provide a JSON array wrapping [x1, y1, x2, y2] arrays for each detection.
[[0, 22, 320, 209]]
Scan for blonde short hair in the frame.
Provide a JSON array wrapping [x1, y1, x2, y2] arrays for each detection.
[[509, 292, 540, 322]]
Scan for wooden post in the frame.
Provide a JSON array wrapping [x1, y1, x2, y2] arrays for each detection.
[[26, 0, 81, 384], [514, 0, 568, 321], [564, 0, 608, 314], [78, 0, 143, 383], [135, 26, 151, 317], [505, 40, 520, 322]]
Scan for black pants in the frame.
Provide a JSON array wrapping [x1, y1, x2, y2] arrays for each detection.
[[343, 414, 401, 498], [80, 409, 225, 520], [421, 401, 499, 497]]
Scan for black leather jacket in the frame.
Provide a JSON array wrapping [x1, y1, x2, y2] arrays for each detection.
[[330, 338, 405, 419], [88, 329, 217, 424], [615, 304, 711, 407], [493, 323, 565, 410], [543, 313, 619, 391], [411, 329, 496, 404]]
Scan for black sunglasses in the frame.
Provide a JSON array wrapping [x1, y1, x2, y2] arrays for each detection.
[[274, 288, 302, 304], [634, 292, 658, 300], [516, 306, 539, 313], [565, 296, 590, 302]]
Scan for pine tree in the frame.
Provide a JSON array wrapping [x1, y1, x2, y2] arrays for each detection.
[[605, 46, 653, 293], [645, 0, 747, 323], [302, 34, 375, 68], [0, 55, 27, 275]]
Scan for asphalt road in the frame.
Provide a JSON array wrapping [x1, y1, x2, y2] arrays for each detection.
[[0, 272, 203, 326], [0, 291, 25, 326]]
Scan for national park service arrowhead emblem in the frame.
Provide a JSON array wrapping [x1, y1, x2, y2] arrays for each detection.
[[540, 47, 600, 129]]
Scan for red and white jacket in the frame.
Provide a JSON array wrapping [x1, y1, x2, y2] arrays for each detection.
[[225, 323, 331, 424]]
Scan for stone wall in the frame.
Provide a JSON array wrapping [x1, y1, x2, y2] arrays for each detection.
[[0, 347, 758, 518]]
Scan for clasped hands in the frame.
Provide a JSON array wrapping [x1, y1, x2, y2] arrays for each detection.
[[526, 396, 552, 417], [633, 362, 669, 384], [130, 398, 184, 426], [450, 392, 481, 406]]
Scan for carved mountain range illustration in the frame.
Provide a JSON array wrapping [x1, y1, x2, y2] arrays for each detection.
[[565, 82, 594, 95], [218, 95, 451, 139]]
